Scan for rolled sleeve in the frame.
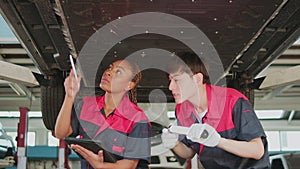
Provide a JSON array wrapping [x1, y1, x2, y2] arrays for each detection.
[[233, 98, 266, 141]]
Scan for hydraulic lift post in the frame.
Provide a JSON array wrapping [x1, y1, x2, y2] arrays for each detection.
[[17, 107, 29, 169]]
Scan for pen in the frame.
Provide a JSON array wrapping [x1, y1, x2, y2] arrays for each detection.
[[69, 55, 78, 80]]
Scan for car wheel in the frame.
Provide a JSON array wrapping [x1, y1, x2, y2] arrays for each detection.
[[41, 79, 65, 130]]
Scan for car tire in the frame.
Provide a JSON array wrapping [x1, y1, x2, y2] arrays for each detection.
[[41, 80, 65, 130]]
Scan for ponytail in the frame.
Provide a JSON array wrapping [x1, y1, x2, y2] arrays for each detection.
[[128, 61, 142, 105]]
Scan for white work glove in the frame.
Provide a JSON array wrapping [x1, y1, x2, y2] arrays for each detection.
[[161, 121, 179, 149], [186, 123, 221, 147], [161, 128, 178, 149]]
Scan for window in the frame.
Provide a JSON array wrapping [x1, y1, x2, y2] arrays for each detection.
[[6, 132, 35, 146], [281, 131, 300, 151], [266, 131, 300, 152], [27, 132, 36, 146], [266, 131, 280, 151], [48, 131, 59, 146]]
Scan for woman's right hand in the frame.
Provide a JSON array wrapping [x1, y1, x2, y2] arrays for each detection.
[[64, 69, 81, 100], [55, 69, 80, 139]]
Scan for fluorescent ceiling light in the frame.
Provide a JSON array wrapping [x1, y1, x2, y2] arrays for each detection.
[[255, 110, 284, 119], [0, 111, 42, 117]]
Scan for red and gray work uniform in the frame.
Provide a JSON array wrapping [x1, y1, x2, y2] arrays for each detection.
[[175, 84, 270, 169], [70, 95, 151, 169]]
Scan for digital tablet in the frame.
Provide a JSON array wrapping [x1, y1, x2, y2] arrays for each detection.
[[64, 137, 117, 162]]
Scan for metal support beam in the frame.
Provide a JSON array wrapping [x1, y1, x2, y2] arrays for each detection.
[[260, 65, 300, 89], [261, 120, 300, 131], [282, 49, 300, 55], [8, 83, 36, 100], [58, 139, 70, 169], [261, 85, 292, 100], [288, 110, 295, 123], [0, 48, 27, 54], [0, 60, 39, 86], [254, 98, 300, 110]]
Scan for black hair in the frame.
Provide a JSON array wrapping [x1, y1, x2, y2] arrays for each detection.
[[168, 52, 210, 84], [126, 60, 142, 105]]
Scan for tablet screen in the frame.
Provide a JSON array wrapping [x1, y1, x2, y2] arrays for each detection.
[[64, 137, 116, 162]]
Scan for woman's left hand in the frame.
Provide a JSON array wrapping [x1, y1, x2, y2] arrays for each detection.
[[71, 144, 139, 169], [71, 144, 104, 167]]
